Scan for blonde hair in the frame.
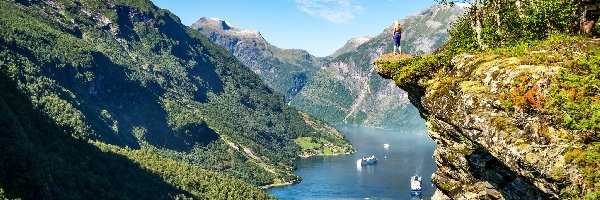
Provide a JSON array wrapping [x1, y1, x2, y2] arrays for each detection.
[[394, 20, 401, 30]]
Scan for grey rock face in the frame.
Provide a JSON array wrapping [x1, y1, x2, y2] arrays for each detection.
[[376, 52, 585, 199], [191, 17, 321, 101]]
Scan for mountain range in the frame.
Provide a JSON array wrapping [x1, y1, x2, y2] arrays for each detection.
[[193, 4, 467, 128], [191, 18, 322, 101]]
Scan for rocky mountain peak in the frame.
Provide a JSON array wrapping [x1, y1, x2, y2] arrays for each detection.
[[330, 36, 373, 58], [192, 17, 261, 38], [196, 17, 235, 30], [348, 36, 372, 46]]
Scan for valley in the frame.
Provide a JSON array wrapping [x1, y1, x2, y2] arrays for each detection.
[[194, 4, 467, 129]]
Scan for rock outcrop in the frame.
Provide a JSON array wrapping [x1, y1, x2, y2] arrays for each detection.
[[374, 39, 599, 199]]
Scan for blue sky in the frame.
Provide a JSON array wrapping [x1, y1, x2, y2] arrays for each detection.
[[151, 0, 438, 57]]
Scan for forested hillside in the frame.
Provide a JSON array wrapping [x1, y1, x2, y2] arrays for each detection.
[[0, 0, 352, 198], [0, 69, 272, 199]]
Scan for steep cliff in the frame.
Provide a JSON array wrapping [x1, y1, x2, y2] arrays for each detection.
[[375, 36, 599, 199]]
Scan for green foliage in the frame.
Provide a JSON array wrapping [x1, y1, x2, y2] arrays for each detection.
[[346, 111, 367, 124], [0, 0, 352, 196], [290, 72, 357, 123], [95, 142, 275, 199], [565, 143, 600, 198], [155, 141, 277, 186], [0, 188, 10, 200], [374, 53, 453, 86], [0, 67, 273, 199], [446, 0, 580, 53], [293, 136, 349, 156], [446, 14, 478, 52], [378, 105, 425, 128], [0, 70, 177, 199], [549, 49, 600, 132]]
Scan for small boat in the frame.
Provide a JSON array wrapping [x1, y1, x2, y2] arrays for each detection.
[[410, 175, 422, 198], [383, 143, 389, 149], [357, 155, 378, 165]]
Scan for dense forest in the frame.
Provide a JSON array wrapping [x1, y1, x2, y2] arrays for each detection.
[[0, 0, 353, 198], [0, 69, 273, 199]]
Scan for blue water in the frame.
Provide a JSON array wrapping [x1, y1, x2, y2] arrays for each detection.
[[267, 126, 437, 199]]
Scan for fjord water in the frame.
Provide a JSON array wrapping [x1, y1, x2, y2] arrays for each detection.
[[267, 125, 437, 199]]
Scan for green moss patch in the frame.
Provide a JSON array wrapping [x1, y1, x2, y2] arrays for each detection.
[[374, 53, 452, 86]]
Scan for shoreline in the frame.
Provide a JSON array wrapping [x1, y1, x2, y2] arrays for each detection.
[[297, 151, 355, 159], [262, 151, 356, 190], [335, 124, 400, 131], [260, 180, 299, 190]]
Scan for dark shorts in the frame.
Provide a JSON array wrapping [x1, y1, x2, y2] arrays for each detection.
[[393, 32, 401, 47]]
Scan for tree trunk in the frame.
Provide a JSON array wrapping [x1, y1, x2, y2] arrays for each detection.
[[580, 0, 600, 36], [471, 0, 485, 49], [494, 1, 502, 39], [515, 0, 525, 17]]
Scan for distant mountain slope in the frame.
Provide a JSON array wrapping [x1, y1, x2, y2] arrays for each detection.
[[291, 4, 467, 128], [191, 17, 322, 101], [330, 36, 372, 58], [0, 0, 352, 197], [195, 4, 466, 128]]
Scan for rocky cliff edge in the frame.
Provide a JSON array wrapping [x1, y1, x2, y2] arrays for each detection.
[[374, 36, 599, 199]]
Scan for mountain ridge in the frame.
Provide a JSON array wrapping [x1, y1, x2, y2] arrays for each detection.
[[330, 36, 373, 58], [194, 4, 467, 128], [291, 4, 467, 128], [191, 17, 322, 101]]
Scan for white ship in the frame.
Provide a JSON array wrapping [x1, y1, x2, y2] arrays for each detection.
[[410, 175, 422, 198], [357, 155, 378, 165]]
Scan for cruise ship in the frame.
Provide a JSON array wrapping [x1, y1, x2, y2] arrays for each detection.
[[357, 155, 377, 165], [410, 175, 422, 198]]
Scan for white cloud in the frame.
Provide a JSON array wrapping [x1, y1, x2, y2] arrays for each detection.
[[295, 0, 363, 24]]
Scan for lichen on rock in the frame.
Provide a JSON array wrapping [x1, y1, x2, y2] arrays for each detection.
[[374, 37, 600, 199]]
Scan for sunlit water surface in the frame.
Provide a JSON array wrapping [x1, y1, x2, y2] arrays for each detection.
[[267, 125, 437, 199]]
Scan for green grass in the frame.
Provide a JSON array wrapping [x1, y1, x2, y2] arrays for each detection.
[[293, 136, 347, 156], [294, 137, 322, 150], [374, 53, 453, 87], [565, 143, 600, 199]]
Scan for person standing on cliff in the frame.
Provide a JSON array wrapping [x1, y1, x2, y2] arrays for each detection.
[[392, 20, 402, 55]]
